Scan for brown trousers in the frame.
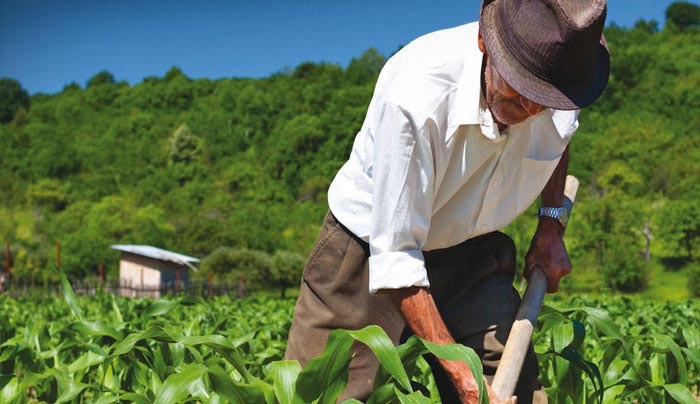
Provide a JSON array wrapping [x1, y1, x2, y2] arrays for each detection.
[[285, 212, 544, 403]]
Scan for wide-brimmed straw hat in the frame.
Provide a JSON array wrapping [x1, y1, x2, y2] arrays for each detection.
[[480, 0, 610, 110]]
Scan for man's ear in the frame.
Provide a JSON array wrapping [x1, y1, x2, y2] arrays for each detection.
[[477, 30, 486, 54]]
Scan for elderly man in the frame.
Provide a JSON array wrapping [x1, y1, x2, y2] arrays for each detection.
[[286, 0, 610, 402]]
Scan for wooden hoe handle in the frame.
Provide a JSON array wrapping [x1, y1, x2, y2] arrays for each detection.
[[491, 175, 580, 400]]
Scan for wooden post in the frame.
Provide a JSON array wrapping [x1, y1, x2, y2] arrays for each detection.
[[1, 239, 9, 293], [56, 240, 61, 268], [5, 239, 11, 276], [98, 263, 105, 292]]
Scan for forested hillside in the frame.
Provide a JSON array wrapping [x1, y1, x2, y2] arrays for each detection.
[[1, 7, 699, 295]]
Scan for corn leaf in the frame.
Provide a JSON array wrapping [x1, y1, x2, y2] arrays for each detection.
[[57, 267, 85, 322], [663, 383, 699, 404], [153, 363, 209, 404], [144, 299, 180, 318], [366, 383, 399, 403], [346, 325, 411, 392], [294, 328, 354, 402], [93, 394, 120, 404], [420, 339, 486, 403], [268, 360, 302, 404], [70, 321, 123, 340]]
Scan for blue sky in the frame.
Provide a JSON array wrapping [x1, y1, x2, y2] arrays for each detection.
[[0, 0, 688, 95]]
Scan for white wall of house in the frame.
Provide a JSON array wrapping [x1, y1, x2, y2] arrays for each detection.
[[119, 259, 162, 297], [113, 246, 195, 298], [119, 252, 169, 297]]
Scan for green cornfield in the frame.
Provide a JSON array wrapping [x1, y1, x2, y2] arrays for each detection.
[[1, 274, 698, 403]]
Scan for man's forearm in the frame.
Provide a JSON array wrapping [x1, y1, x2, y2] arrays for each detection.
[[388, 286, 499, 403], [389, 286, 455, 344], [536, 145, 569, 239], [540, 145, 569, 209], [525, 145, 572, 292]]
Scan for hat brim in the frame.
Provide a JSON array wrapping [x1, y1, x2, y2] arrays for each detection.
[[480, 2, 610, 110]]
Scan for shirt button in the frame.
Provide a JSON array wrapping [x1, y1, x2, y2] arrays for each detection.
[[491, 179, 499, 187], [480, 225, 487, 231]]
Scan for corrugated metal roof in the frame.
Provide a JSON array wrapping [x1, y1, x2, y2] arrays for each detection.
[[111, 245, 200, 266]]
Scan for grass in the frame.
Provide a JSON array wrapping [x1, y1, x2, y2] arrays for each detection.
[[641, 262, 692, 300], [550, 258, 692, 301]]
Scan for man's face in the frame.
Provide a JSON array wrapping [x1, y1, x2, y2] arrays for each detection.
[[482, 55, 546, 128]]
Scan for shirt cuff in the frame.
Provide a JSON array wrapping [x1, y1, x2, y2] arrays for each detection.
[[368, 250, 430, 294]]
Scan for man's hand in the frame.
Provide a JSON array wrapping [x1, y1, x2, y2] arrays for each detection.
[[524, 217, 571, 293], [440, 357, 517, 403]]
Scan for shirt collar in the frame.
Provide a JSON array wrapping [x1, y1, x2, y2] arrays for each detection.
[[447, 27, 503, 141]]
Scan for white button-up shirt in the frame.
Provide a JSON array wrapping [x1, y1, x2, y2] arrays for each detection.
[[328, 22, 578, 293]]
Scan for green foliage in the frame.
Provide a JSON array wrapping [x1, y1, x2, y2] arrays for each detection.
[[688, 262, 700, 297], [345, 48, 386, 85], [572, 190, 651, 293], [658, 200, 700, 260], [86, 70, 116, 88], [199, 247, 271, 286], [665, 1, 700, 31], [168, 123, 204, 184], [0, 22, 699, 296], [267, 251, 305, 298], [2, 283, 699, 403], [26, 178, 70, 212], [598, 237, 650, 293], [0, 78, 30, 123], [688, 261, 700, 297], [538, 295, 700, 403]]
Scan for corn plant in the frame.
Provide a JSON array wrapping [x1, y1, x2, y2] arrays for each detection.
[[1, 271, 699, 403], [0, 271, 485, 403], [536, 296, 699, 403]]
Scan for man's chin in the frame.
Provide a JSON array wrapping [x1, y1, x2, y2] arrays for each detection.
[[490, 105, 530, 127]]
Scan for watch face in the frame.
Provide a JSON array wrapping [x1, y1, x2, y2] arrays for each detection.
[[560, 209, 570, 226]]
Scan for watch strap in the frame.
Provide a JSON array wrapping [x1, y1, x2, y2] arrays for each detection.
[[538, 206, 570, 227]]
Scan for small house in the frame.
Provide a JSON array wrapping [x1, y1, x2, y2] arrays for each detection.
[[111, 244, 199, 298]]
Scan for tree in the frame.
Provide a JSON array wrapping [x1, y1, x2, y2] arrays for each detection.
[[688, 262, 700, 297], [163, 74, 194, 110], [268, 113, 325, 192], [168, 123, 204, 184], [1, 32, 699, 297], [0, 78, 30, 123], [658, 200, 700, 260], [574, 161, 654, 293], [199, 247, 238, 280], [345, 48, 387, 85], [199, 247, 271, 287], [576, 196, 651, 293], [86, 71, 116, 88], [267, 250, 305, 298], [665, 1, 700, 31], [54, 196, 175, 278], [164, 66, 188, 82], [26, 178, 69, 212]]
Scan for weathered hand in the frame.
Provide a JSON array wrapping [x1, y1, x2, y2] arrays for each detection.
[[524, 218, 571, 293], [484, 383, 517, 404], [442, 359, 517, 403]]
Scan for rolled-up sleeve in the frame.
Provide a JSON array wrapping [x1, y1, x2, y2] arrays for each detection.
[[367, 100, 435, 294]]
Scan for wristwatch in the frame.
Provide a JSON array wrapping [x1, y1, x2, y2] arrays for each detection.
[[538, 206, 570, 227]]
